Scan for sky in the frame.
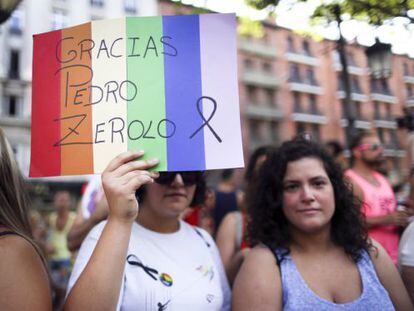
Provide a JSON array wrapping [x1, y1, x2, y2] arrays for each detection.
[[178, 0, 414, 57]]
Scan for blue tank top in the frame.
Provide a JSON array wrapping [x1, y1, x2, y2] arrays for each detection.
[[273, 248, 395, 310]]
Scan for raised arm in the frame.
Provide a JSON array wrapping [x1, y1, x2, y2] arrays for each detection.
[[232, 245, 282, 311], [64, 151, 159, 311]]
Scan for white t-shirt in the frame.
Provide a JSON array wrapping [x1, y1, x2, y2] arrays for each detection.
[[399, 221, 414, 267], [67, 220, 231, 311]]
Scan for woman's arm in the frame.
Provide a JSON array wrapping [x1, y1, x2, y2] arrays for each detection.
[[232, 245, 282, 311], [370, 239, 413, 311], [0, 235, 52, 311], [216, 212, 242, 285], [64, 151, 159, 311]]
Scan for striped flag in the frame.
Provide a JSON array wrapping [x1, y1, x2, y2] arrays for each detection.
[[30, 14, 243, 177]]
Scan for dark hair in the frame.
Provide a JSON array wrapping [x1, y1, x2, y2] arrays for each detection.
[[325, 140, 344, 158], [349, 130, 377, 151], [221, 169, 234, 181], [244, 145, 277, 183], [135, 172, 206, 208], [247, 138, 370, 262]]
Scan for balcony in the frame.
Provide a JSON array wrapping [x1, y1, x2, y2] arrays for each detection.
[[292, 108, 327, 124], [333, 62, 367, 75], [407, 97, 414, 107], [289, 78, 323, 95], [243, 70, 279, 88], [0, 116, 30, 128], [285, 52, 319, 66], [340, 118, 371, 129], [239, 39, 277, 58], [370, 93, 396, 104], [404, 76, 414, 84], [373, 115, 396, 129], [383, 143, 405, 157], [245, 104, 283, 120], [336, 91, 368, 102]]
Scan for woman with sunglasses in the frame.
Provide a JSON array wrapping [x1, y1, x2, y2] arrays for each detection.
[[64, 151, 231, 311]]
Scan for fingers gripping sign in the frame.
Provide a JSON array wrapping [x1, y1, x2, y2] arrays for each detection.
[[102, 150, 159, 223]]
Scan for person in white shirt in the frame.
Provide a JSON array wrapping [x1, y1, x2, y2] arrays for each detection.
[[64, 150, 231, 311]]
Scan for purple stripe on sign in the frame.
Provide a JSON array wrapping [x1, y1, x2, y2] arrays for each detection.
[[163, 15, 205, 171]]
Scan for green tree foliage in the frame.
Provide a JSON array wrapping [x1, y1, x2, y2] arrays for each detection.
[[247, 0, 414, 25]]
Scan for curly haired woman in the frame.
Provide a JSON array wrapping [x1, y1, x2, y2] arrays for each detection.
[[233, 138, 412, 310]]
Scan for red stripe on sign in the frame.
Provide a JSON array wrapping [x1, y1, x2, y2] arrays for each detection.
[[30, 30, 61, 177]]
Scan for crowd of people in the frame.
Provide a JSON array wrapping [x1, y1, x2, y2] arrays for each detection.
[[2, 126, 414, 310]]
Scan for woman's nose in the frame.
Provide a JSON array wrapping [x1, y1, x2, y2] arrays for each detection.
[[171, 173, 184, 186], [300, 185, 315, 202]]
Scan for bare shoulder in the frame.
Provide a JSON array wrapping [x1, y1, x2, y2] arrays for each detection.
[[0, 234, 52, 311], [245, 244, 277, 264], [232, 245, 282, 311], [367, 239, 389, 264]]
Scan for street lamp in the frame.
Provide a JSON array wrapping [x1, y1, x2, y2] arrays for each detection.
[[0, 0, 22, 25], [365, 38, 392, 79]]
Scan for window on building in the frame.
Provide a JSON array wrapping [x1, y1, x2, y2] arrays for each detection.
[[407, 85, 413, 98], [244, 58, 253, 70], [287, 36, 295, 52], [380, 78, 390, 95], [391, 130, 399, 148], [293, 92, 302, 112], [3, 96, 21, 117], [303, 40, 311, 55], [404, 63, 410, 76], [346, 52, 356, 66], [306, 68, 317, 85], [386, 105, 392, 120], [51, 8, 67, 30], [337, 74, 344, 91], [246, 85, 258, 103], [249, 120, 262, 144], [289, 64, 300, 82], [91, 0, 105, 7], [374, 102, 380, 119], [270, 121, 279, 143], [124, 0, 137, 13], [296, 122, 306, 135], [9, 9, 23, 35], [309, 95, 318, 114], [377, 128, 384, 144], [8, 50, 20, 79], [370, 79, 378, 93], [311, 124, 320, 140], [351, 77, 361, 94], [265, 89, 276, 106], [262, 62, 272, 73], [355, 102, 363, 120]]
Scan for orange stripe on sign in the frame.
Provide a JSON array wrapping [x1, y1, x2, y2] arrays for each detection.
[[60, 23, 94, 175]]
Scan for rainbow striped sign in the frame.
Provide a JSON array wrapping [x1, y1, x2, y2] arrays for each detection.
[[30, 14, 243, 177]]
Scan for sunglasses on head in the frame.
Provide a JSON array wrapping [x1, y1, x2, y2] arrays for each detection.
[[355, 143, 383, 152], [155, 171, 204, 186]]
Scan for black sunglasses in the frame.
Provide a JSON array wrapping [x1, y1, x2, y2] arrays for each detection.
[[155, 171, 204, 186]]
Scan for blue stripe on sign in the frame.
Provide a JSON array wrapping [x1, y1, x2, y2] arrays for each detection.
[[163, 15, 205, 171]]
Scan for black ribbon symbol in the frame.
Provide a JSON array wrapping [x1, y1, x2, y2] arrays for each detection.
[[189, 96, 222, 143], [127, 254, 158, 281]]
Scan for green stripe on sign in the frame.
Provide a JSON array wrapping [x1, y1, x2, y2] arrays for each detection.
[[126, 16, 167, 171]]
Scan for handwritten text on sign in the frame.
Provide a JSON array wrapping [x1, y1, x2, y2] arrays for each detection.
[[30, 14, 243, 177]]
